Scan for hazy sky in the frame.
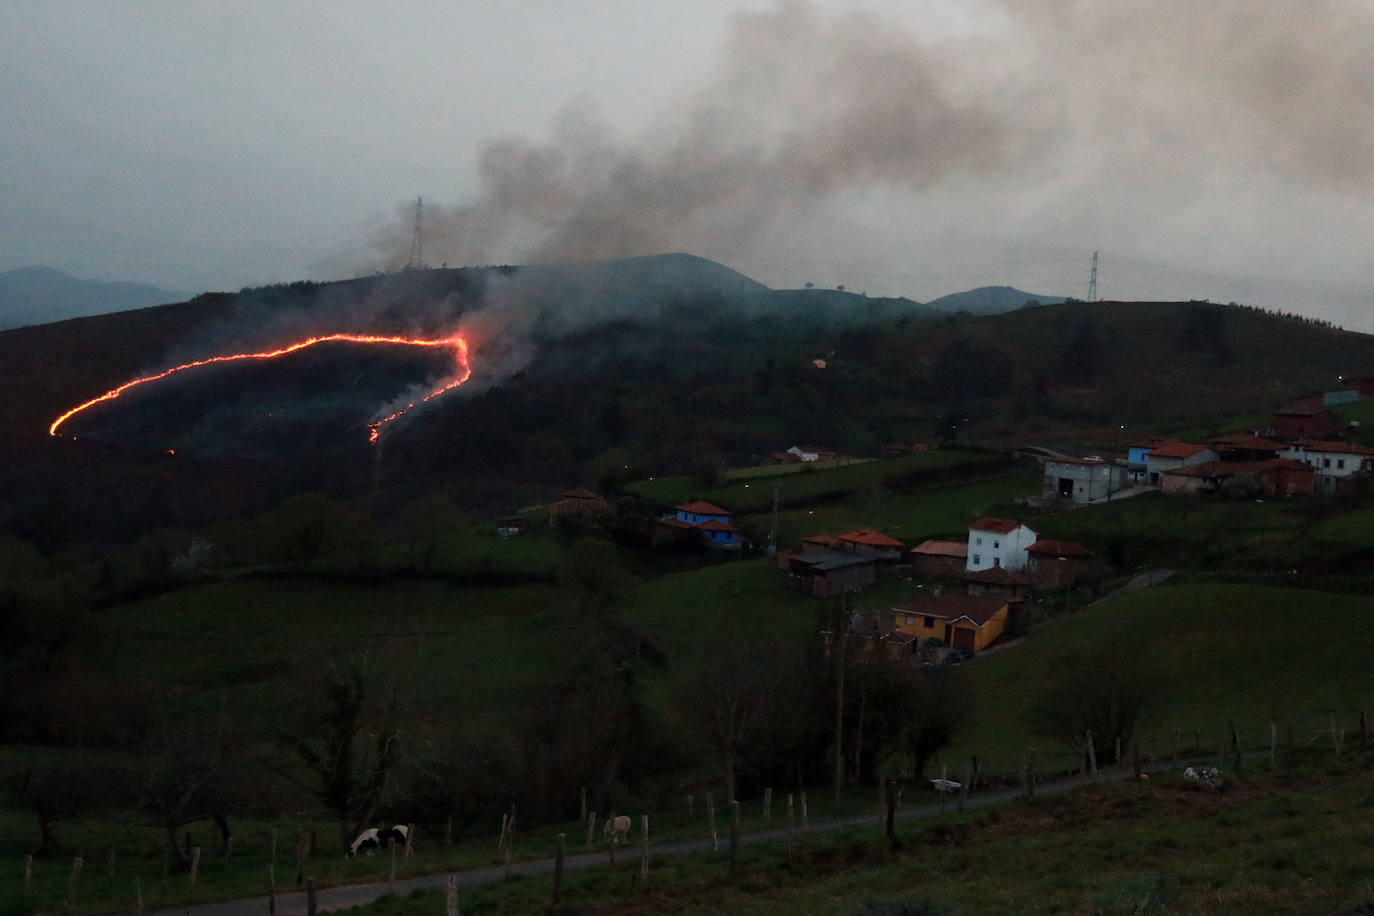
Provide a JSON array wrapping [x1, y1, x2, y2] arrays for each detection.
[[3, 1, 1372, 329]]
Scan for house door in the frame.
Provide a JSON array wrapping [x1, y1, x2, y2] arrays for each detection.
[[952, 627, 976, 651], [943, 623, 952, 644], [1058, 477, 1073, 498]]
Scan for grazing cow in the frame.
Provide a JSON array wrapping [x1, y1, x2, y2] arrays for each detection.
[[348, 824, 408, 856], [348, 828, 381, 857], [603, 814, 631, 846]]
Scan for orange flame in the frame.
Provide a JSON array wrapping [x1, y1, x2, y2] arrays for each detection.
[[50, 332, 471, 443]]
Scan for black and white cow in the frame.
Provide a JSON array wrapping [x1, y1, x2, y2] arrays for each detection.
[[347, 824, 408, 856]]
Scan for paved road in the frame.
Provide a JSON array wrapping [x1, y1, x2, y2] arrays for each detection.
[[145, 764, 1165, 915]]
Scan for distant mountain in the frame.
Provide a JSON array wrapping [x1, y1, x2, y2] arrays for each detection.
[[0, 266, 188, 329], [924, 285, 1065, 315]]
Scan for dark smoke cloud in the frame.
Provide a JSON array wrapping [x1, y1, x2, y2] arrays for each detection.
[[335, 0, 1373, 327], [1006, 0, 1374, 187], [361, 0, 1009, 272]]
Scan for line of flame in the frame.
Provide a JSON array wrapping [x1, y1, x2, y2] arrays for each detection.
[[50, 332, 470, 440], [367, 337, 472, 443]]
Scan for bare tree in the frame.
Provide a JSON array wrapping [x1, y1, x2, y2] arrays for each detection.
[[674, 634, 792, 801], [1032, 635, 1162, 766]]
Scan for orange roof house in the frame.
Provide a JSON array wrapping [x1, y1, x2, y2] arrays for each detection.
[[891, 594, 1010, 653]]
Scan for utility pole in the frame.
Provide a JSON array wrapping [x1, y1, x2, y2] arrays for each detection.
[[405, 196, 424, 270], [1087, 250, 1098, 303]]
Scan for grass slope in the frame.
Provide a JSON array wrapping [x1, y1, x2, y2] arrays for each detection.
[[943, 582, 1374, 776]]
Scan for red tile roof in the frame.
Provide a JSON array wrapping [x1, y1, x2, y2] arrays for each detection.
[[1209, 433, 1282, 452], [968, 517, 1030, 535], [676, 501, 732, 516], [893, 594, 1009, 627], [697, 519, 738, 533], [1026, 539, 1094, 558], [563, 488, 602, 500], [1146, 440, 1213, 459], [803, 534, 846, 548], [910, 539, 968, 558], [839, 529, 905, 548]]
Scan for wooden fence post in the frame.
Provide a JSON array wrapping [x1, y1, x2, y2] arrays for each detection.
[[24, 854, 32, 904], [446, 873, 459, 916], [586, 811, 597, 849], [959, 765, 969, 812], [639, 815, 649, 888], [132, 876, 144, 915], [388, 835, 397, 893], [1228, 720, 1242, 773], [801, 791, 808, 829], [406, 823, 415, 858], [707, 793, 718, 851], [67, 855, 83, 908], [885, 778, 897, 842], [306, 878, 317, 916], [189, 846, 201, 887], [552, 833, 565, 904], [763, 787, 772, 827], [787, 793, 795, 862], [1086, 731, 1098, 779], [580, 786, 587, 821], [268, 862, 276, 915], [941, 762, 950, 811], [729, 801, 740, 875]]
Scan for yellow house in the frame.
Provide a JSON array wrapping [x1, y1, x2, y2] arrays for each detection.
[[891, 594, 1010, 653]]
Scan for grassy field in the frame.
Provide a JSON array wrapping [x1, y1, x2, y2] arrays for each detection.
[[623, 449, 1012, 515], [305, 746, 1374, 915], [940, 581, 1374, 777]]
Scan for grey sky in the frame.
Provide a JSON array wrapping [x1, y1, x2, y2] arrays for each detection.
[[3, 1, 1371, 329]]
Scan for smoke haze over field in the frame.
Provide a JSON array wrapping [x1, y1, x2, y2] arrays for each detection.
[[3, 1, 1372, 328]]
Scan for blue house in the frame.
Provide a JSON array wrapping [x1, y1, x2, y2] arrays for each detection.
[[664, 500, 741, 548]]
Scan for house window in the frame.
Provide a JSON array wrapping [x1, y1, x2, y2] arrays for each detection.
[[972, 554, 981, 565], [923, 616, 934, 628], [993, 540, 1000, 549], [1324, 458, 1331, 468], [1337, 459, 1346, 470], [975, 536, 982, 545], [905, 615, 915, 626], [994, 557, 1001, 567]]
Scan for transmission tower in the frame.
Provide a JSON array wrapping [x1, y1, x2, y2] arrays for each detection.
[[1087, 249, 1098, 302], [405, 196, 423, 270]]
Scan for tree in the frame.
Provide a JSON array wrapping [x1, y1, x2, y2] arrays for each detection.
[[268, 650, 406, 851], [1032, 635, 1161, 766], [673, 634, 793, 801], [5, 750, 112, 855], [131, 711, 242, 865]]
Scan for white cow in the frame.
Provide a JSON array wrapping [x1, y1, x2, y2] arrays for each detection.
[[603, 814, 631, 845], [348, 824, 408, 856]]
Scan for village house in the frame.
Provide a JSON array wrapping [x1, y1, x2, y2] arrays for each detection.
[[962, 566, 1033, 603], [891, 594, 1010, 653], [909, 539, 967, 578], [1041, 455, 1129, 505], [1144, 440, 1218, 486], [1161, 458, 1315, 497], [1125, 439, 1162, 483], [966, 517, 1037, 572], [836, 529, 905, 561], [786, 549, 877, 596], [660, 500, 741, 548], [1269, 405, 1341, 441], [1025, 539, 1095, 590], [547, 488, 610, 517], [1278, 440, 1374, 494], [1208, 433, 1283, 463]]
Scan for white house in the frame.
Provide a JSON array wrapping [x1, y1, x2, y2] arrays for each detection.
[[965, 517, 1038, 572], [1278, 440, 1374, 493]]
